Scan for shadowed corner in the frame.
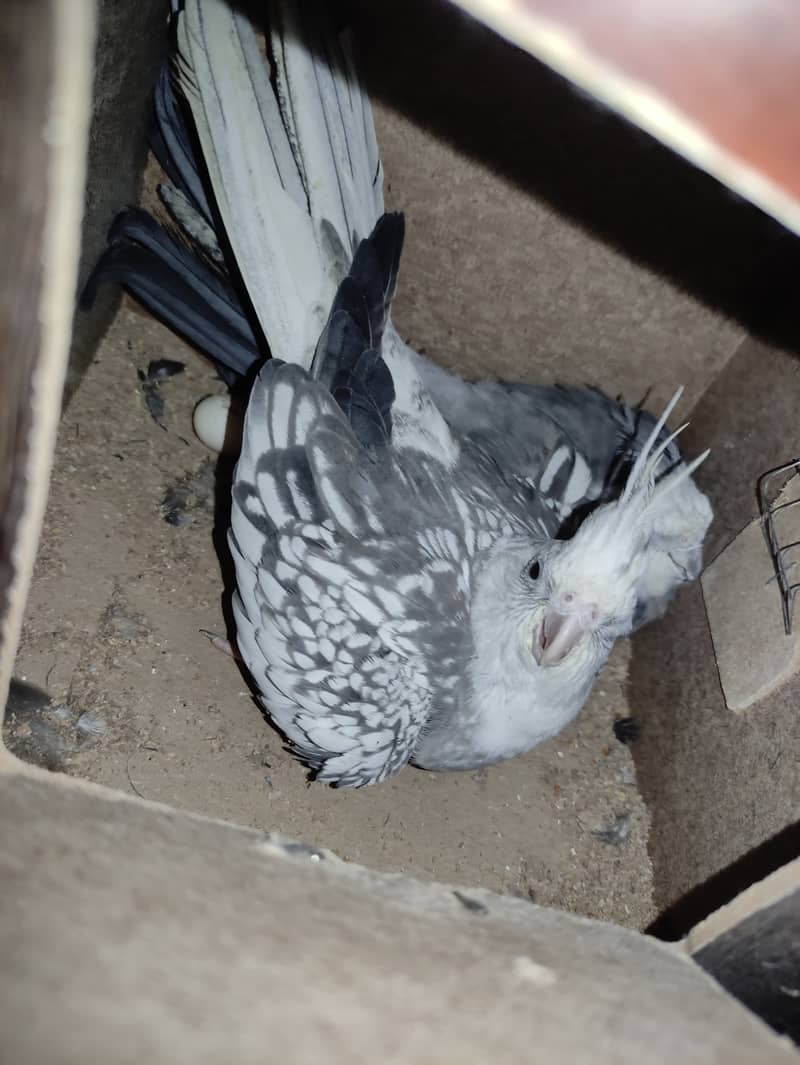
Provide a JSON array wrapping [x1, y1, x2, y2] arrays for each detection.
[[345, 0, 800, 358], [647, 821, 800, 942]]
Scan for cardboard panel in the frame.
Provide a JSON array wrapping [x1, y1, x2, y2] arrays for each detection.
[[0, 0, 95, 717], [1, 769, 797, 1064], [688, 859, 800, 1044]]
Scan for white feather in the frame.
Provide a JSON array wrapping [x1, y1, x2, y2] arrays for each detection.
[[563, 451, 592, 506], [285, 470, 315, 521], [623, 386, 684, 501], [540, 445, 570, 493], [268, 382, 296, 446], [176, 0, 328, 365], [273, 1, 383, 250], [229, 512, 266, 574], [372, 587, 405, 615], [258, 568, 288, 609], [343, 585, 385, 628], [256, 470, 292, 527]]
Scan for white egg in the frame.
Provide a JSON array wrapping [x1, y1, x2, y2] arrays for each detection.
[[192, 393, 244, 454]]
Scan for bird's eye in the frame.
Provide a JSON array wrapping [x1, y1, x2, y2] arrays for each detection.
[[528, 560, 541, 581]]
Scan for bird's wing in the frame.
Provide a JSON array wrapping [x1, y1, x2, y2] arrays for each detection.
[[150, 65, 214, 225], [83, 0, 388, 389], [229, 360, 474, 787], [413, 357, 691, 519], [79, 209, 260, 384], [227, 214, 559, 786], [410, 359, 605, 517]]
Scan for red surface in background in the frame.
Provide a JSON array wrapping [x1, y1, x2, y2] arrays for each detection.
[[511, 0, 800, 202]]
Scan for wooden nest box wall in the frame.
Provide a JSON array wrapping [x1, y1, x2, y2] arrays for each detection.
[[1, 1, 798, 1061]]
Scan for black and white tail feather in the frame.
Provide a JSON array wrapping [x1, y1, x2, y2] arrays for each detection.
[[81, 0, 707, 532], [83, 0, 384, 377], [311, 213, 404, 447], [81, 207, 259, 384]]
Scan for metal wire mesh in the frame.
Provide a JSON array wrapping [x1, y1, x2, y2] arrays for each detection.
[[757, 460, 800, 635]]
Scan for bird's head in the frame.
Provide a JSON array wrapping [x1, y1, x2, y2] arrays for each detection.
[[488, 388, 710, 674], [528, 499, 648, 666]]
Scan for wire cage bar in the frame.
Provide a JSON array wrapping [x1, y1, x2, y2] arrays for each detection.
[[757, 459, 800, 636]]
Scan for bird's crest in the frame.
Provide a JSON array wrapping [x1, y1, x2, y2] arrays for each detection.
[[560, 388, 710, 593], [620, 386, 710, 512]]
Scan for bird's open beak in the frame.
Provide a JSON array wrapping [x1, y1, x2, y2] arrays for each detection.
[[532, 609, 589, 667]]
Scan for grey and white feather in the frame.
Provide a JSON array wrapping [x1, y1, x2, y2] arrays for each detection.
[[82, 0, 713, 785], [84, 0, 712, 632], [229, 216, 705, 785], [411, 358, 713, 627]]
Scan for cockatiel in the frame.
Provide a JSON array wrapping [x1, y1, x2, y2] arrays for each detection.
[[81, 0, 711, 783], [231, 212, 702, 784], [82, 0, 712, 633]]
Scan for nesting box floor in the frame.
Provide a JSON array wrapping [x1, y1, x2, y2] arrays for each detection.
[[13, 306, 655, 928]]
